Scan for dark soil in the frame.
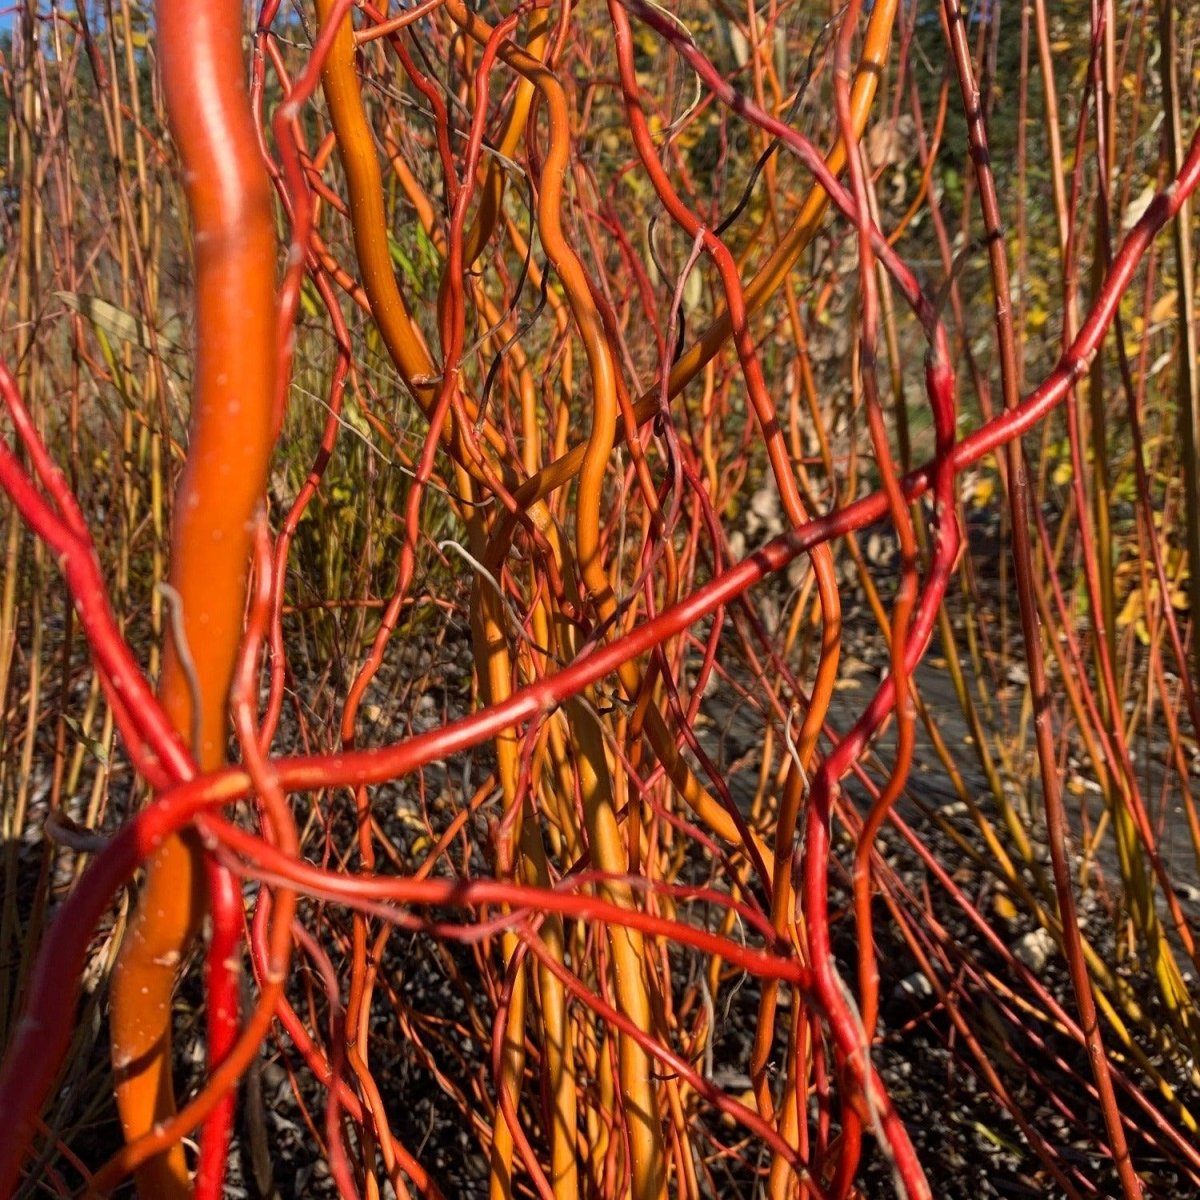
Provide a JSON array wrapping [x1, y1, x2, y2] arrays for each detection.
[[8, 516, 1200, 1198]]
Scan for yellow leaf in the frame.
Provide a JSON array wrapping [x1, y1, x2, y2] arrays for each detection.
[[1116, 590, 1142, 628], [57, 291, 154, 351], [971, 476, 996, 508], [1150, 290, 1178, 325]]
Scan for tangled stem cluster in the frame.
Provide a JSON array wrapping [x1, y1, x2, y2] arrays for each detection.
[[1, 1, 1199, 1197]]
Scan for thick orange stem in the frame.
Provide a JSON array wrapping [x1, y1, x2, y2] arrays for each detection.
[[108, 2, 279, 1194]]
